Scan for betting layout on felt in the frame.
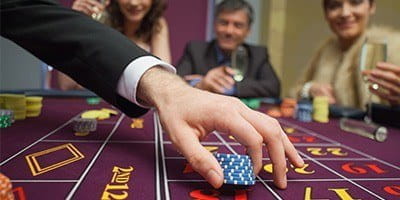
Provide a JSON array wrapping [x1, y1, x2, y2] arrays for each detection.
[[214, 153, 256, 186]]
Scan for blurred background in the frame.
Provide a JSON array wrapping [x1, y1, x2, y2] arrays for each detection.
[[1, 0, 399, 97]]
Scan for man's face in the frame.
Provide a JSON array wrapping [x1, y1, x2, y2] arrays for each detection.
[[214, 9, 251, 53]]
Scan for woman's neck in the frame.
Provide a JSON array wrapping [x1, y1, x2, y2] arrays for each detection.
[[338, 31, 366, 51], [123, 20, 140, 39], [339, 38, 357, 51]]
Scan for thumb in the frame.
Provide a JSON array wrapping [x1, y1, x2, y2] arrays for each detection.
[[224, 67, 236, 75], [168, 123, 224, 188]]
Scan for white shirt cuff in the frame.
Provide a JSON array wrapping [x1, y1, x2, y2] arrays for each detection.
[[117, 56, 176, 108]]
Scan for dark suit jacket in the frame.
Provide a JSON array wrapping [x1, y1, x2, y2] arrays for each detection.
[[1, 0, 151, 117], [177, 40, 280, 98]]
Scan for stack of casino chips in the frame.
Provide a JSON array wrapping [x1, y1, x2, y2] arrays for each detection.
[[0, 94, 44, 120], [312, 96, 329, 123], [0, 109, 13, 128], [0, 173, 15, 200], [73, 118, 97, 136], [214, 153, 255, 186], [295, 100, 313, 122], [281, 98, 297, 117], [0, 94, 26, 120], [26, 96, 43, 117]]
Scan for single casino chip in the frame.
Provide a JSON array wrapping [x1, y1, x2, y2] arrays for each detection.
[[26, 110, 42, 117], [218, 156, 251, 162], [219, 161, 252, 167], [81, 110, 101, 119], [216, 157, 251, 163], [222, 165, 253, 171], [0, 173, 15, 200], [101, 108, 118, 115], [222, 168, 254, 174], [223, 179, 255, 186], [97, 112, 111, 120], [224, 176, 254, 182], [26, 96, 43, 104], [223, 172, 255, 178], [75, 132, 90, 136], [81, 110, 110, 120], [86, 97, 101, 105], [283, 127, 295, 134], [214, 153, 250, 160]]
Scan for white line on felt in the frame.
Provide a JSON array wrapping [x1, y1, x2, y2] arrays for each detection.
[[66, 114, 124, 200], [154, 111, 161, 200], [0, 113, 80, 166], [156, 112, 171, 200]]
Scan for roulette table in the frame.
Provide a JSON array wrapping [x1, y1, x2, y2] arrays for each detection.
[[1, 96, 399, 199]]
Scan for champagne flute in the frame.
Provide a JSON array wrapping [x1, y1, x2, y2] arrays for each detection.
[[91, 0, 108, 23], [359, 38, 387, 123], [231, 45, 248, 82]]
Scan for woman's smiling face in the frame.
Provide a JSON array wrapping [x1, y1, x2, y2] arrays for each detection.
[[324, 0, 376, 41]]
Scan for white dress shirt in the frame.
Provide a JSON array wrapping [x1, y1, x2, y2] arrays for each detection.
[[117, 56, 176, 108]]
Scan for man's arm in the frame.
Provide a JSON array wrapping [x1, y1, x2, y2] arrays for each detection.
[[1, 0, 149, 116]]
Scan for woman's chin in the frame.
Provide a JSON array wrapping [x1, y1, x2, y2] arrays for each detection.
[[336, 29, 362, 41]]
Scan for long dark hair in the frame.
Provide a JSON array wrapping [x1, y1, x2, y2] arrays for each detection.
[[106, 0, 167, 43]]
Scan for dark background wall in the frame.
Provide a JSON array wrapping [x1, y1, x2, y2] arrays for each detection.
[[59, 0, 209, 65]]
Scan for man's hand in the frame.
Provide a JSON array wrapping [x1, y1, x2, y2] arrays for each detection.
[[363, 62, 400, 105], [309, 83, 336, 104], [197, 66, 236, 94], [138, 67, 304, 189]]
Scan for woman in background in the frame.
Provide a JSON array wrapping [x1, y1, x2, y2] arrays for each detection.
[[294, 0, 400, 108], [58, 0, 171, 90]]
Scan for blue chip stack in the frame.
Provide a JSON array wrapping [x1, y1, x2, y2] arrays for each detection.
[[295, 100, 313, 122], [214, 153, 255, 186]]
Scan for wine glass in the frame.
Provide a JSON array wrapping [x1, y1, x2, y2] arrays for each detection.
[[359, 38, 387, 123], [230, 45, 248, 82]]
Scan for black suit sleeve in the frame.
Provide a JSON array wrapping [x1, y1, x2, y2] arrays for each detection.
[[236, 47, 280, 98], [1, 0, 152, 117]]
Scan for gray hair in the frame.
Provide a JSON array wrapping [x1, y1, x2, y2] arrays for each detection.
[[215, 0, 254, 25]]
